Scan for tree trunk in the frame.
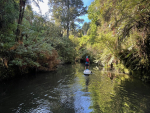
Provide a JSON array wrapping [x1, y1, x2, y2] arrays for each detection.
[[16, 0, 26, 42]]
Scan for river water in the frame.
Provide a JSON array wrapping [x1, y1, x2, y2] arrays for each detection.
[[0, 64, 150, 113]]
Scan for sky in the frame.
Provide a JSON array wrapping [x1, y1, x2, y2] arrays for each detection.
[[79, 0, 94, 23], [31, 0, 94, 26]]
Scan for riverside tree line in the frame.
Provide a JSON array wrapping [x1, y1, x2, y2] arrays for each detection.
[[0, 0, 150, 82]]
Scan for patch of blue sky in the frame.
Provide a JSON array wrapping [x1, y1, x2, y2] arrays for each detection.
[[76, 14, 90, 28], [83, 0, 94, 7], [76, 0, 94, 27]]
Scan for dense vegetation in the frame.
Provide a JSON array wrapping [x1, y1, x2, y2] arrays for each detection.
[[86, 0, 150, 82], [0, 0, 150, 82], [0, 0, 87, 80]]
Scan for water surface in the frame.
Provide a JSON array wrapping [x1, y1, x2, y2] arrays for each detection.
[[0, 64, 150, 113]]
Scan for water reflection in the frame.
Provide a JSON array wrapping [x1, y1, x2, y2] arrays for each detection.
[[89, 71, 150, 113], [73, 74, 92, 113], [0, 64, 150, 113], [85, 76, 90, 92], [107, 72, 116, 80]]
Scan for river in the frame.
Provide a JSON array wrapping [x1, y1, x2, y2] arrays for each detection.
[[0, 64, 150, 113]]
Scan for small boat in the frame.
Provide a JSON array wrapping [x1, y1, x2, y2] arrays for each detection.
[[83, 69, 92, 75]]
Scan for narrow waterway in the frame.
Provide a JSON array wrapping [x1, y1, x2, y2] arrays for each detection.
[[0, 64, 150, 113]]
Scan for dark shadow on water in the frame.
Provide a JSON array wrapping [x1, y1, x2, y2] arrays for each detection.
[[85, 75, 90, 92], [0, 64, 77, 113]]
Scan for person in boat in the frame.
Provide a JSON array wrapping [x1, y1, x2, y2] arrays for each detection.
[[85, 56, 90, 69]]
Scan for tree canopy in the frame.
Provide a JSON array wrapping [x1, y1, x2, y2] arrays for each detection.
[[49, 0, 87, 38]]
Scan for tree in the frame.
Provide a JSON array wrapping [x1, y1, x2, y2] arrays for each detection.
[[49, 0, 87, 38], [82, 22, 90, 35], [0, 0, 18, 34], [15, 0, 42, 42], [24, 5, 34, 25]]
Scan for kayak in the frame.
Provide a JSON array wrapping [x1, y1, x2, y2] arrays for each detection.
[[83, 69, 92, 75]]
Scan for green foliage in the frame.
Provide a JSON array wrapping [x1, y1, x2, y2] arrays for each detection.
[[0, 2, 61, 79], [82, 22, 90, 35], [69, 34, 97, 63], [50, 36, 76, 63], [87, 0, 150, 82], [3, 0, 150, 83], [0, 0, 19, 32]]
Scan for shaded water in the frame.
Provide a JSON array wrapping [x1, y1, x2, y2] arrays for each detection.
[[0, 64, 150, 113]]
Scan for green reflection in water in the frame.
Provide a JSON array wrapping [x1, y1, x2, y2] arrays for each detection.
[[88, 69, 150, 113]]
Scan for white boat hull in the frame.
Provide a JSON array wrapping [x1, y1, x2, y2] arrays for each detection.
[[83, 69, 92, 75]]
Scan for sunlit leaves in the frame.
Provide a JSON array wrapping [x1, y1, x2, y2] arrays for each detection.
[[87, 0, 150, 81]]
